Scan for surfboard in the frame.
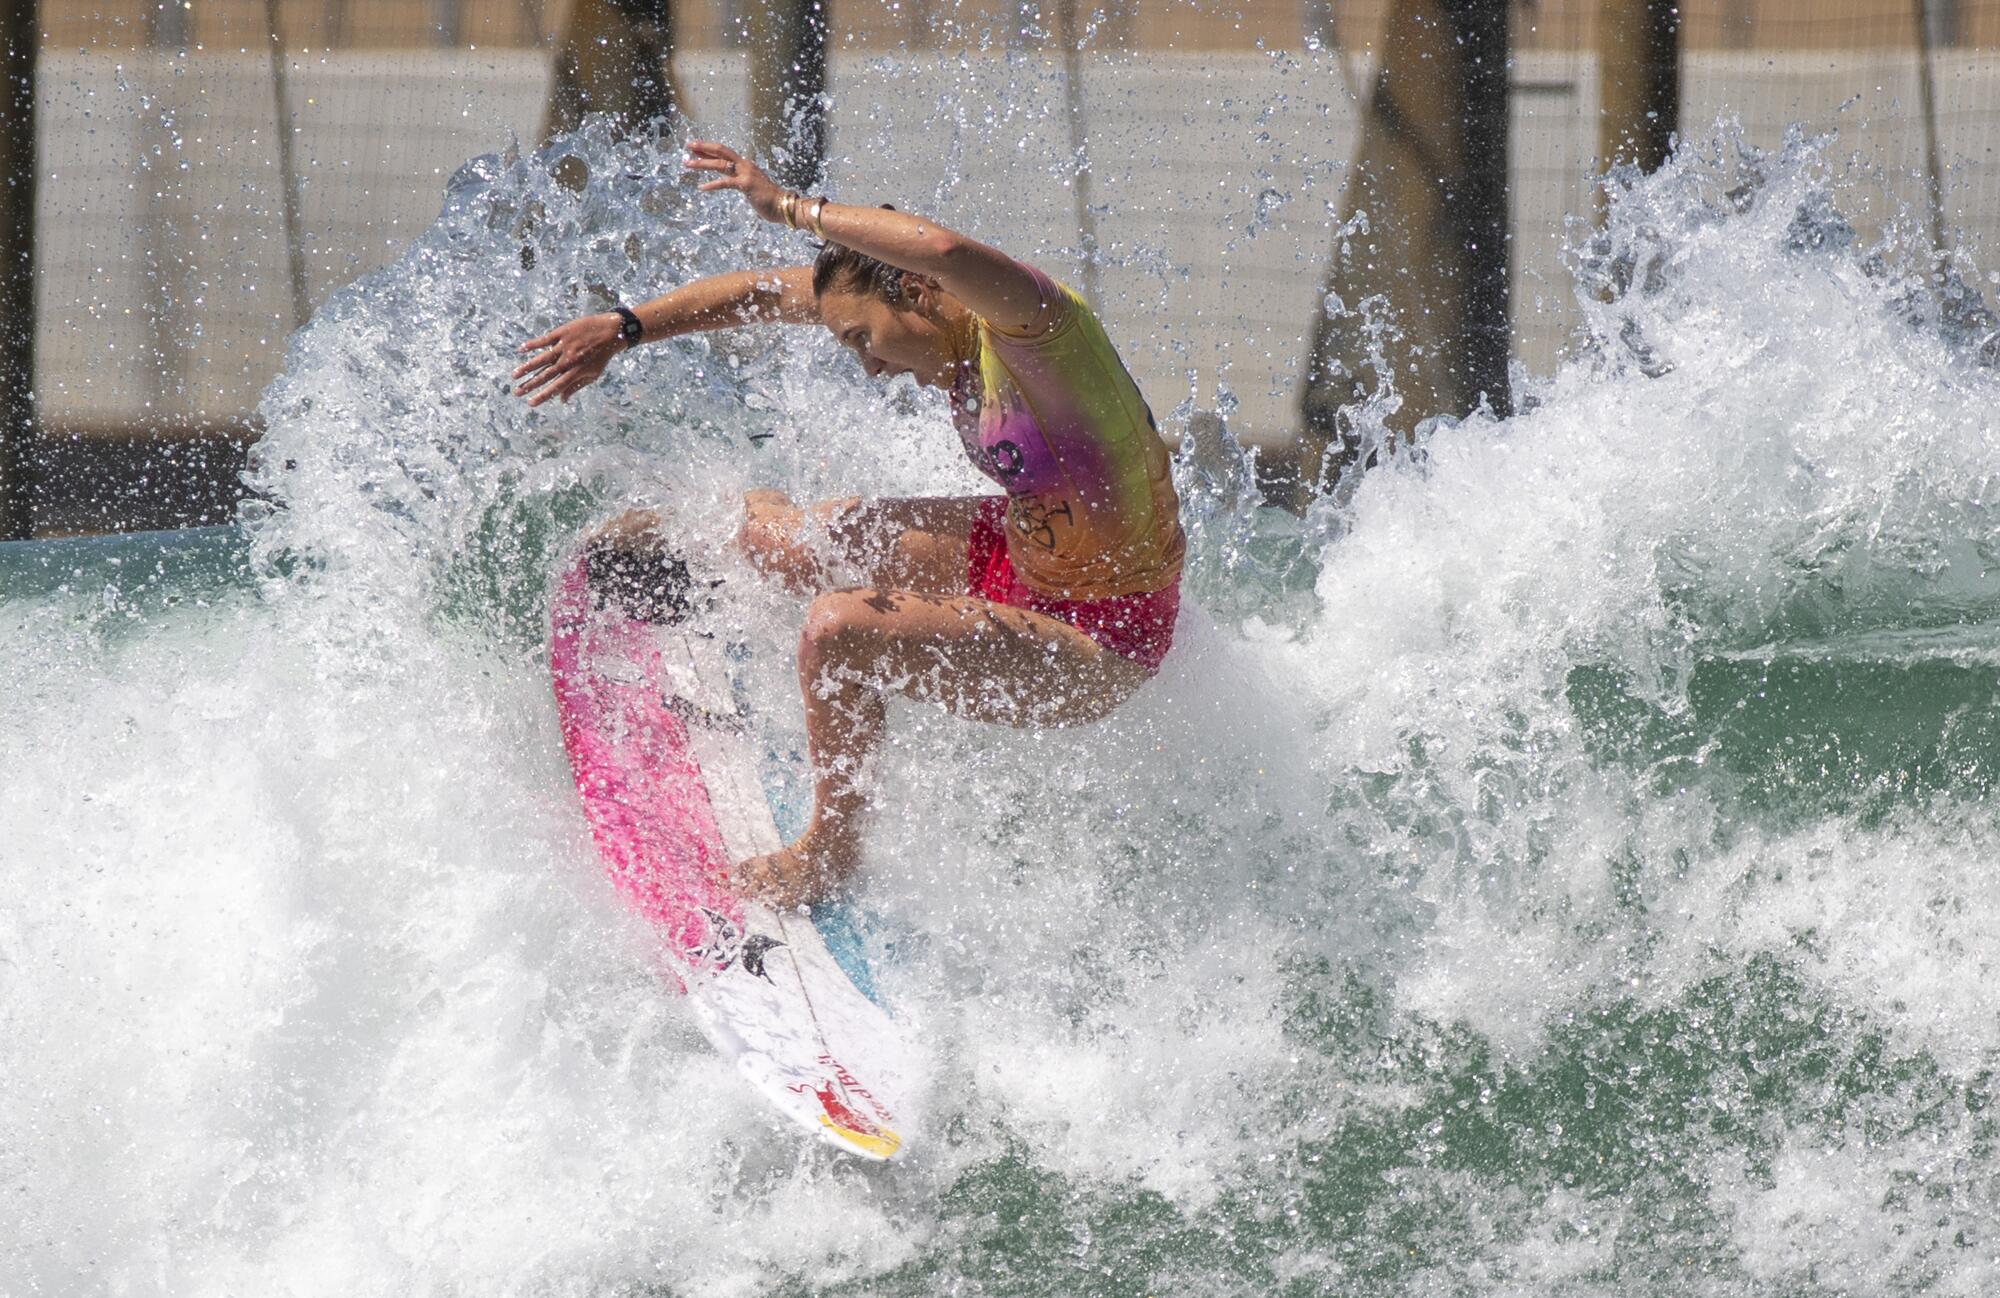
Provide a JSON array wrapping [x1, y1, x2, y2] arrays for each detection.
[[548, 545, 919, 1159]]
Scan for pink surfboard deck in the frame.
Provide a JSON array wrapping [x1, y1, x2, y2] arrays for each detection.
[[549, 554, 919, 1159]]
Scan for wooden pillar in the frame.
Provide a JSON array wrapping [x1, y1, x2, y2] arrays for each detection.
[[749, 0, 828, 190], [265, 0, 313, 332], [430, 0, 465, 46], [0, 0, 35, 539], [542, 0, 686, 142], [141, 0, 196, 419], [1598, 0, 1680, 173], [151, 0, 193, 46], [1297, 0, 1512, 496], [1458, 0, 1511, 422], [1053, 0, 1101, 310], [1913, 0, 1949, 260]]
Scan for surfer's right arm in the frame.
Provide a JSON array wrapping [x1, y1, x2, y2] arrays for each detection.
[[511, 266, 818, 407]]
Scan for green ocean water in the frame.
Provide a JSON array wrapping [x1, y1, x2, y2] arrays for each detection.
[[8, 520, 1996, 1295]]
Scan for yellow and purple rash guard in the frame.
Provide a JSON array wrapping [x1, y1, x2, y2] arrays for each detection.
[[950, 267, 1186, 600]]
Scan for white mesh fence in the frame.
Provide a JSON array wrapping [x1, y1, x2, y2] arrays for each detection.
[[30, 3, 2000, 443]]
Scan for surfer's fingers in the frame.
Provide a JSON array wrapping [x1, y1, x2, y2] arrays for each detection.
[[510, 349, 558, 381], [684, 140, 744, 170], [524, 363, 585, 406], [512, 360, 565, 398]]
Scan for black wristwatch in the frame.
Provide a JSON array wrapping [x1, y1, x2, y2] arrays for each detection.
[[612, 304, 644, 348]]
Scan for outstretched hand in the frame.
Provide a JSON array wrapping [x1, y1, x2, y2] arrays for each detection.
[[511, 143, 795, 408], [684, 140, 789, 224], [512, 312, 623, 406]]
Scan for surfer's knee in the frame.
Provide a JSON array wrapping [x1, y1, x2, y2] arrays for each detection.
[[742, 487, 793, 518], [739, 488, 792, 533], [744, 494, 870, 594], [739, 490, 803, 570], [588, 507, 664, 550], [797, 590, 881, 667]]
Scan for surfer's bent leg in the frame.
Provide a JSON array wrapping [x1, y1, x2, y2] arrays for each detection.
[[739, 491, 983, 597], [736, 588, 1150, 906], [588, 507, 668, 549]]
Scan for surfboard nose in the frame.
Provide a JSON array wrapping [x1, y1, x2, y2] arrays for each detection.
[[583, 541, 699, 624], [556, 550, 920, 1161]]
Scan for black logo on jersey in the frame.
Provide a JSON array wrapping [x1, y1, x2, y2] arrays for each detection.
[[1011, 496, 1073, 550], [986, 439, 1025, 480]]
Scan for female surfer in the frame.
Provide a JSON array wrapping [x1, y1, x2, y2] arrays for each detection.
[[513, 140, 1184, 906]]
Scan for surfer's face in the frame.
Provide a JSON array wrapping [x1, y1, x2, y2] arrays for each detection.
[[817, 283, 961, 390]]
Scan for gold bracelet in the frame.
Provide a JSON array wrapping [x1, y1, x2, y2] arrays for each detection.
[[807, 195, 829, 240], [779, 190, 800, 229]]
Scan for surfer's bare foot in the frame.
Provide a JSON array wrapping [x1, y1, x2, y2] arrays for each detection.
[[736, 816, 861, 908]]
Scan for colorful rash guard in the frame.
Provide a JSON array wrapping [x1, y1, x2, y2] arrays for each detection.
[[949, 267, 1186, 600]]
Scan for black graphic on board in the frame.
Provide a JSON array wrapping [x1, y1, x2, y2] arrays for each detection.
[[740, 934, 786, 982], [689, 906, 742, 969], [689, 907, 786, 982]]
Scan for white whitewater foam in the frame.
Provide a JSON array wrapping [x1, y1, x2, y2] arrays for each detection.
[[7, 121, 2000, 1293]]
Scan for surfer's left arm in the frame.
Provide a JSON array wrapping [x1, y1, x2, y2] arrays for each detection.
[[685, 141, 1054, 335]]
